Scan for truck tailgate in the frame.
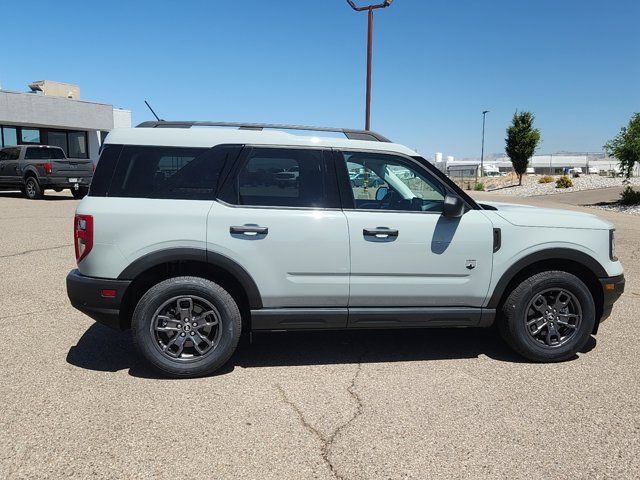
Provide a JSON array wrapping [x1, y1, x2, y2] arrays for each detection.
[[53, 159, 93, 177]]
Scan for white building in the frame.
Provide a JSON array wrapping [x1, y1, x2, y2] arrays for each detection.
[[0, 80, 131, 163]]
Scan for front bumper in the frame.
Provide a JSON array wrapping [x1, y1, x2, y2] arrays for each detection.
[[599, 274, 625, 324], [66, 269, 130, 330]]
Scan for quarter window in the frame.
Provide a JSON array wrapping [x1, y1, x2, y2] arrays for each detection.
[[107, 145, 238, 200], [342, 152, 445, 212], [221, 148, 338, 208]]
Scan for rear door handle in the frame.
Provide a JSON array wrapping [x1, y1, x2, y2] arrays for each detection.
[[363, 228, 399, 238], [230, 225, 269, 236]]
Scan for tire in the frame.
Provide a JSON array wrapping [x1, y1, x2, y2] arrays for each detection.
[[499, 270, 595, 362], [24, 176, 43, 200], [71, 187, 89, 199], [132, 276, 242, 378]]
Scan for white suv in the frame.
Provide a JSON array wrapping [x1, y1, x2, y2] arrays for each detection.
[[66, 121, 625, 377]]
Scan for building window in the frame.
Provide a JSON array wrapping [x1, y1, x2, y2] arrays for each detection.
[[68, 131, 88, 158], [47, 131, 69, 154], [2, 127, 18, 147], [21, 128, 41, 143]]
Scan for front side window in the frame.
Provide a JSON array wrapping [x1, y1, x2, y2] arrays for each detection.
[[108, 145, 237, 200], [221, 147, 338, 208], [342, 151, 445, 212], [21, 128, 41, 144]]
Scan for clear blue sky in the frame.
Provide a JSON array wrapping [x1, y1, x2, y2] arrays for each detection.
[[1, 0, 638, 158]]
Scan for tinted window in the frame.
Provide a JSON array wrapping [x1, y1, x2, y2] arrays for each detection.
[[108, 145, 238, 199], [342, 152, 445, 212], [25, 147, 65, 160], [47, 131, 69, 154], [89, 144, 122, 197], [221, 148, 338, 208], [68, 131, 88, 158]]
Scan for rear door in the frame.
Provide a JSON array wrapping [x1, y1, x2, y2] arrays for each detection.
[[210, 146, 350, 327], [0, 147, 21, 185], [337, 150, 494, 310]]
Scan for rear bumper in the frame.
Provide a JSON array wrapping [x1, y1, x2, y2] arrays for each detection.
[[40, 176, 92, 188], [599, 274, 625, 323], [66, 269, 130, 330]]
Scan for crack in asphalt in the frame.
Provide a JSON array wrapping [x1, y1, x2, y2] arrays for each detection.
[[277, 354, 366, 480], [0, 244, 71, 259]]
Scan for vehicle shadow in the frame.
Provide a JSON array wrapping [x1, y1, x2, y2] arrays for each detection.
[[0, 190, 75, 200], [66, 323, 596, 379]]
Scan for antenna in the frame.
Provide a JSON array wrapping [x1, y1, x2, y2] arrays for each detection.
[[144, 100, 162, 121]]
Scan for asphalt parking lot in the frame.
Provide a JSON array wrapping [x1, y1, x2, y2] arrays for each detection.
[[1, 189, 638, 479]]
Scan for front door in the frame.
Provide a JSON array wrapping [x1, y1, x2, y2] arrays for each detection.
[[338, 150, 494, 308], [209, 146, 350, 327]]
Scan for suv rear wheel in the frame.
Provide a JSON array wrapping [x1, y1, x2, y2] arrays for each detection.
[[132, 276, 241, 378], [499, 270, 595, 362]]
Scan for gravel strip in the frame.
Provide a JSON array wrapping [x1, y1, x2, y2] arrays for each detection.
[[486, 176, 640, 197], [590, 203, 640, 216]]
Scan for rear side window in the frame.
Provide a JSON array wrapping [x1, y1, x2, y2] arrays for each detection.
[[25, 147, 65, 160], [89, 144, 122, 197], [105, 145, 239, 200], [219, 147, 339, 208]]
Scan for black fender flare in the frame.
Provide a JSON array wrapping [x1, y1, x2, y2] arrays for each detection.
[[22, 165, 40, 181], [117, 247, 263, 309], [486, 247, 607, 308]]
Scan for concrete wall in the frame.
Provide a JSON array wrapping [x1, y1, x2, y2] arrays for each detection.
[[0, 90, 113, 131], [112, 108, 132, 129]]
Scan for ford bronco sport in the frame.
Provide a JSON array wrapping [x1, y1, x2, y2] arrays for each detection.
[[66, 121, 625, 377]]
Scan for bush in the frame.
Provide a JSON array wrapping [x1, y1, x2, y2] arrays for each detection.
[[555, 176, 573, 189], [538, 175, 554, 184], [474, 182, 485, 191], [620, 186, 640, 205]]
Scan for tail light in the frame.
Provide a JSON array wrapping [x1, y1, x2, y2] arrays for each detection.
[[74, 214, 93, 263], [43, 162, 52, 174]]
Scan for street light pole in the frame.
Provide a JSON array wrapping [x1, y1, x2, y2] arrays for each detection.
[[347, 0, 394, 131], [480, 110, 489, 177]]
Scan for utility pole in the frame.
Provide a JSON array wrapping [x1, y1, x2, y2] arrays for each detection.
[[480, 110, 489, 176], [347, 0, 394, 131]]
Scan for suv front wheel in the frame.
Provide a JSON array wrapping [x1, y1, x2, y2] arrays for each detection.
[[132, 276, 241, 378], [499, 270, 595, 362]]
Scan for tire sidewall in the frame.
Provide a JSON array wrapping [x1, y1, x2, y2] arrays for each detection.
[[25, 177, 41, 199], [507, 273, 595, 361], [132, 277, 241, 377]]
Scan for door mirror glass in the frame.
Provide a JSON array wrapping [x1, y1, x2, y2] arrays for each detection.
[[443, 194, 465, 218], [375, 186, 389, 201]]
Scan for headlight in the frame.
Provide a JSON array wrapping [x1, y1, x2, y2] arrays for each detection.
[[609, 229, 617, 261]]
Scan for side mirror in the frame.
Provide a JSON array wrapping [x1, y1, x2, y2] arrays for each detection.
[[442, 194, 465, 218], [375, 186, 389, 201]]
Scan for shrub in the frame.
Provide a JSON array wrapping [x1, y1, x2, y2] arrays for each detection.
[[538, 175, 554, 184], [620, 186, 640, 205], [555, 176, 573, 189], [474, 182, 485, 191]]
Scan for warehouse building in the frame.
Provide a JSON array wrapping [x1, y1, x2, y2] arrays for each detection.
[[0, 80, 131, 163]]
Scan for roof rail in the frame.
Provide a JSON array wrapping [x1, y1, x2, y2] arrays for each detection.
[[135, 120, 391, 143]]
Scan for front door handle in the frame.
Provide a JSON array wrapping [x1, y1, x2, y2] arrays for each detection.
[[230, 225, 269, 236], [363, 227, 399, 238]]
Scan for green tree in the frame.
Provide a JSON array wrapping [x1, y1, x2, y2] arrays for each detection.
[[604, 112, 640, 180], [505, 111, 541, 185]]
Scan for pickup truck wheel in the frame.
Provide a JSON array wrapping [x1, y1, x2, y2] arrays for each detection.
[[499, 270, 595, 362], [24, 176, 43, 200], [132, 276, 241, 378], [71, 187, 89, 199]]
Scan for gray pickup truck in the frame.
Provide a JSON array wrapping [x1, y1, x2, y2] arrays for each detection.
[[0, 145, 93, 199]]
